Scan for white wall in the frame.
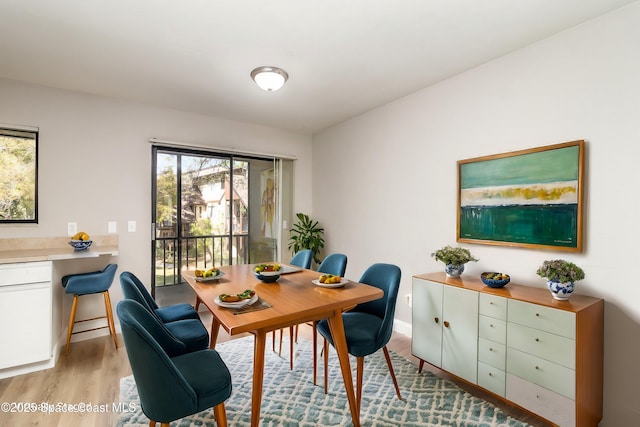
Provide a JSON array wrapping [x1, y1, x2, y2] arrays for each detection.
[[313, 2, 640, 425], [0, 77, 312, 340]]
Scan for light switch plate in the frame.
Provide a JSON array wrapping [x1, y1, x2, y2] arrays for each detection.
[[128, 220, 136, 232], [108, 221, 117, 233], [67, 222, 77, 237]]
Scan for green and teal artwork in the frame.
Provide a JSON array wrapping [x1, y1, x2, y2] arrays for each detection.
[[457, 140, 584, 252]]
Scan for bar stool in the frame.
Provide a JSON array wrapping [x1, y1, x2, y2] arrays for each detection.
[[62, 263, 118, 354]]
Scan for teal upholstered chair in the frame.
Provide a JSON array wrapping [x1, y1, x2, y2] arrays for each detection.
[[295, 253, 348, 382], [62, 263, 118, 354], [120, 272, 209, 352], [317, 263, 402, 409], [117, 299, 232, 427], [289, 249, 313, 269], [120, 271, 200, 323]]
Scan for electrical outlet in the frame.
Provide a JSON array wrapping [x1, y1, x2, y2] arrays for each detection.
[[405, 293, 412, 307], [108, 221, 117, 233], [128, 220, 136, 232], [67, 222, 77, 237]]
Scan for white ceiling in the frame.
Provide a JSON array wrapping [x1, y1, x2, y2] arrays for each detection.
[[0, 0, 636, 134]]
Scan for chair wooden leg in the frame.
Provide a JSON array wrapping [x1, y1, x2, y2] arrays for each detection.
[[418, 359, 424, 373], [195, 296, 201, 311], [356, 356, 364, 415], [148, 421, 156, 427], [160, 423, 170, 427], [66, 295, 79, 354], [323, 338, 329, 394], [289, 326, 294, 370], [103, 291, 118, 349], [213, 402, 227, 427], [278, 328, 283, 357], [383, 346, 402, 400], [312, 321, 318, 385]]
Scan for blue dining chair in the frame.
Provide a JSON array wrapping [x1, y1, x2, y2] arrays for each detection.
[[117, 299, 232, 427], [294, 253, 348, 383], [62, 263, 118, 354], [120, 271, 200, 323], [274, 249, 314, 364], [317, 263, 402, 410], [120, 272, 210, 352], [289, 249, 313, 269]]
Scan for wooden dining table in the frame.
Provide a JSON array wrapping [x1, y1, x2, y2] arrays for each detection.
[[182, 264, 383, 427]]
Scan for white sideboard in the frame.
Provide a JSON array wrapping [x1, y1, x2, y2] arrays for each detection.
[[412, 272, 604, 427]]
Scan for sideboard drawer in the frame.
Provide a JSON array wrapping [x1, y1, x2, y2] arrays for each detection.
[[507, 373, 575, 427], [478, 337, 505, 369], [507, 348, 575, 399], [479, 294, 507, 320], [507, 322, 575, 369], [478, 361, 505, 397], [479, 315, 506, 344], [508, 299, 575, 339]]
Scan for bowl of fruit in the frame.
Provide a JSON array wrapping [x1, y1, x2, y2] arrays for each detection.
[[254, 263, 281, 283], [480, 272, 510, 288], [69, 232, 93, 251]]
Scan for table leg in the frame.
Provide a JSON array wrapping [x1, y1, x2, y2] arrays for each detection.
[[251, 331, 267, 427], [327, 311, 360, 427], [209, 317, 221, 349]]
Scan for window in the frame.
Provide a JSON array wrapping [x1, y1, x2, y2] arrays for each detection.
[[0, 127, 38, 223]]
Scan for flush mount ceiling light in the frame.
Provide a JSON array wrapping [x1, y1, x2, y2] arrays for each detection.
[[250, 66, 289, 92]]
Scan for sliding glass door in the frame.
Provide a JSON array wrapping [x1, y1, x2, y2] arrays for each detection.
[[152, 146, 282, 291]]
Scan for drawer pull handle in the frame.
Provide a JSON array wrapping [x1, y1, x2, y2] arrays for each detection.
[[489, 302, 494, 305], [489, 347, 494, 352], [444, 321, 450, 328], [434, 317, 439, 324], [535, 338, 540, 342], [536, 313, 540, 317], [535, 366, 540, 370], [490, 324, 494, 328], [488, 372, 493, 376]]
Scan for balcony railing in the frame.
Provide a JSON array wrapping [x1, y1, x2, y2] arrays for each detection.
[[155, 233, 249, 286]]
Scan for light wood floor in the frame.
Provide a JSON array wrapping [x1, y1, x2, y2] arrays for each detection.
[[0, 284, 552, 427]]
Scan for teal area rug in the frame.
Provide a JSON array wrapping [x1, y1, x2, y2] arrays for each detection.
[[117, 336, 531, 426]]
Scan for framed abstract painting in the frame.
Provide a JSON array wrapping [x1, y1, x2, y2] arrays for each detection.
[[457, 140, 584, 252]]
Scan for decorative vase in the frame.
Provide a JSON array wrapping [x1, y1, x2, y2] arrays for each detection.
[[445, 264, 465, 278], [547, 280, 575, 300]]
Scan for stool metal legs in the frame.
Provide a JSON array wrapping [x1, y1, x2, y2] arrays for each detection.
[[65, 290, 118, 354]]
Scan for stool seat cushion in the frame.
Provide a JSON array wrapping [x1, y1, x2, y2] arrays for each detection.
[[62, 264, 118, 295]]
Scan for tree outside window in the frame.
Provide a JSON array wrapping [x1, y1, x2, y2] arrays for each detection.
[[0, 128, 38, 223]]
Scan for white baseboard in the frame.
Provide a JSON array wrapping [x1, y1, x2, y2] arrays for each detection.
[[393, 318, 411, 337]]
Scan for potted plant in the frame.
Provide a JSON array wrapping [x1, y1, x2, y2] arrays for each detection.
[[288, 213, 325, 266], [536, 259, 585, 300], [431, 245, 478, 278]]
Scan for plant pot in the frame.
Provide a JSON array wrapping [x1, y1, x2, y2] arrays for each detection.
[[445, 264, 465, 278], [547, 280, 575, 300]]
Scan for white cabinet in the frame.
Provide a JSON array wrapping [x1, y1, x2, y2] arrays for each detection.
[[412, 272, 604, 427], [412, 277, 478, 384], [0, 262, 52, 370]]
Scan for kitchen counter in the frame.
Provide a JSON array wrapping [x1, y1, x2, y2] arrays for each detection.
[[0, 235, 119, 264]]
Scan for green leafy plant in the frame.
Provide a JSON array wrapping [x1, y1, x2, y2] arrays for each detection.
[[536, 259, 585, 283], [288, 213, 325, 265], [431, 245, 478, 265]]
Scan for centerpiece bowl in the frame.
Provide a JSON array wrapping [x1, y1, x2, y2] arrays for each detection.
[[481, 272, 510, 288]]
